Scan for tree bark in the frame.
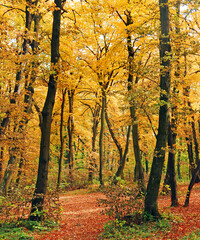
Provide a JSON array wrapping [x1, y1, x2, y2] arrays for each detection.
[[0, 148, 3, 183], [177, 147, 182, 179], [57, 88, 67, 190], [191, 119, 200, 182], [167, 124, 178, 206], [15, 156, 24, 187], [184, 161, 200, 207], [29, 0, 63, 221], [126, 11, 145, 191], [99, 89, 106, 186], [112, 126, 131, 185], [0, 148, 17, 195], [104, 108, 131, 184], [88, 104, 100, 183], [67, 90, 75, 186], [144, 0, 171, 218]]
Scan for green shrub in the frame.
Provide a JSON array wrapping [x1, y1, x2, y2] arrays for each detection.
[[99, 216, 172, 239]]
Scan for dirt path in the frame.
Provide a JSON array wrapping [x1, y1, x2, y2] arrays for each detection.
[[36, 184, 200, 240], [38, 192, 108, 240]]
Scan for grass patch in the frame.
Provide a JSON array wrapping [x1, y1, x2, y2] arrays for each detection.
[[0, 220, 58, 240], [99, 214, 173, 240], [180, 230, 200, 239]]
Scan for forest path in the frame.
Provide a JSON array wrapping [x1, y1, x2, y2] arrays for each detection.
[[36, 184, 200, 240], [38, 192, 108, 240]]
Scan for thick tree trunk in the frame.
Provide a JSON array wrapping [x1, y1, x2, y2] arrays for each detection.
[[57, 88, 67, 190], [29, 0, 62, 221], [144, 0, 171, 218]]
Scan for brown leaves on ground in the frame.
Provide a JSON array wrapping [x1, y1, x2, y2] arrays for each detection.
[[36, 184, 200, 240]]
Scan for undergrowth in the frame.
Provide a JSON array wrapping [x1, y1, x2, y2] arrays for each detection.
[[98, 214, 173, 240], [0, 186, 61, 239], [98, 182, 175, 239], [98, 182, 144, 223], [0, 219, 58, 240], [181, 230, 200, 239]]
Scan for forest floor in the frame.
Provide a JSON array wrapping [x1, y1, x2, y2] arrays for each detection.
[[35, 183, 200, 240]]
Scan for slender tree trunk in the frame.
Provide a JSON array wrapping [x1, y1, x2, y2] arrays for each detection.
[[177, 147, 182, 179], [0, 147, 3, 183], [191, 119, 200, 182], [184, 161, 200, 207], [15, 156, 24, 187], [167, 124, 178, 206], [126, 12, 145, 191], [14, 13, 41, 187], [162, 151, 170, 194], [0, 148, 17, 195], [99, 90, 106, 186], [186, 135, 195, 178], [112, 126, 131, 185], [67, 90, 74, 186], [29, 0, 63, 221], [145, 158, 149, 174], [144, 0, 171, 218], [104, 108, 131, 184], [57, 88, 67, 190], [88, 105, 100, 183]]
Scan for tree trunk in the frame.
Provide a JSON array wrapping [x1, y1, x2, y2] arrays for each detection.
[[177, 147, 182, 179], [0, 148, 17, 195], [0, 147, 3, 183], [99, 90, 106, 186], [104, 108, 131, 184], [184, 161, 200, 207], [144, 0, 171, 218], [162, 151, 170, 195], [112, 126, 131, 185], [29, 0, 63, 221], [88, 104, 100, 183], [186, 136, 194, 178], [15, 156, 24, 187], [57, 88, 67, 190], [167, 124, 178, 206], [67, 90, 75, 186], [191, 119, 200, 182], [126, 11, 145, 191]]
